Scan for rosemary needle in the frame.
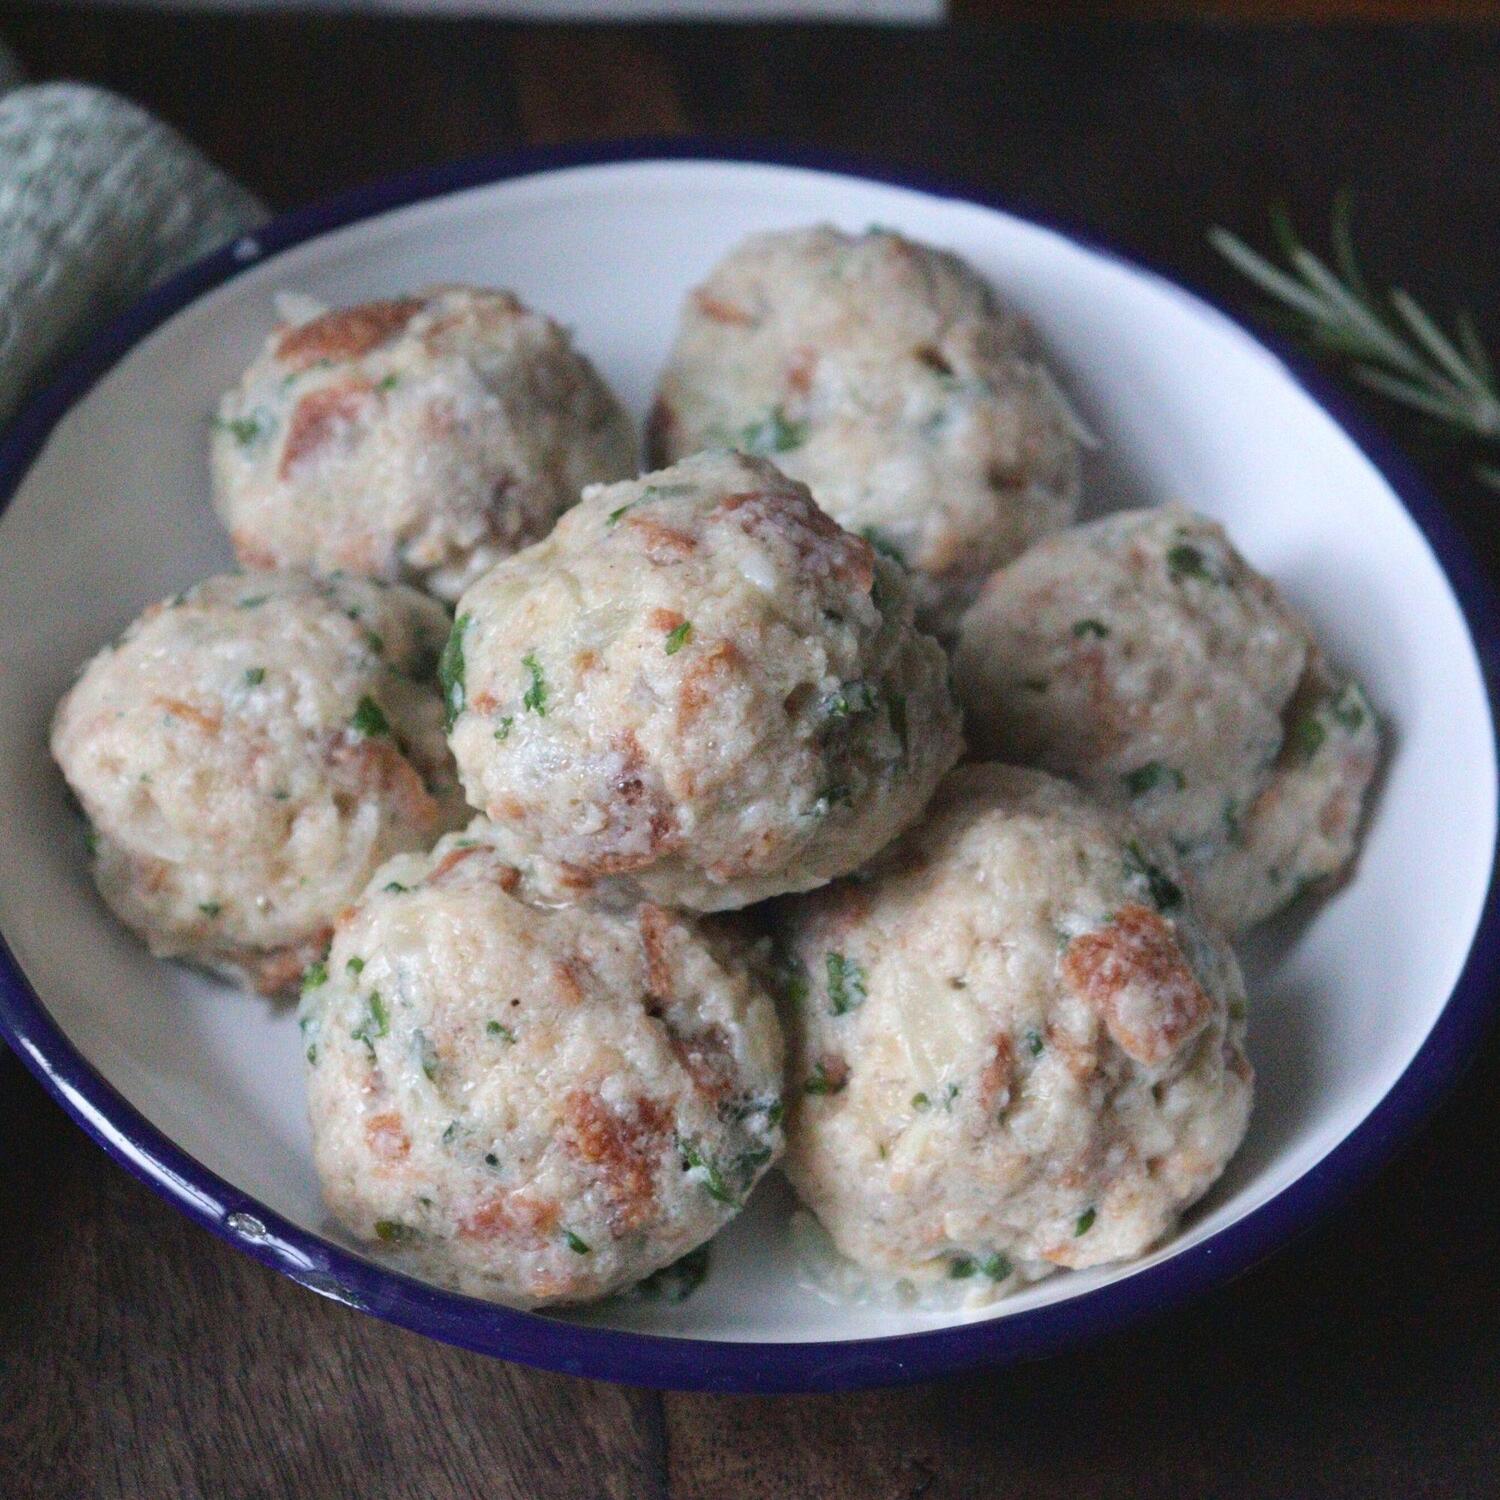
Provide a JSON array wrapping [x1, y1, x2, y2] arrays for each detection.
[[1210, 194, 1500, 489]]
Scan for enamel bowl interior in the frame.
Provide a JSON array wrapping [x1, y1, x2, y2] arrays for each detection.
[[0, 156, 1495, 1390]]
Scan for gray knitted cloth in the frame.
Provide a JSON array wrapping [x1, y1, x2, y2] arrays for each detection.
[[0, 41, 22, 97], [0, 79, 265, 428]]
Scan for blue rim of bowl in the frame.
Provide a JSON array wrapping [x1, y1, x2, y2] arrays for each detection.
[[1, 141, 1497, 1395]]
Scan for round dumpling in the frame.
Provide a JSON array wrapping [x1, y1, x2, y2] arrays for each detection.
[[650, 225, 1084, 634], [212, 286, 637, 602], [443, 449, 964, 911], [778, 764, 1252, 1300], [953, 506, 1379, 933], [780, 768, 1248, 1296], [300, 819, 785, 1306], [50, 570, 465, 994]]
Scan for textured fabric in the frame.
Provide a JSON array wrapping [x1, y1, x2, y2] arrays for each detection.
[[0, 83, 265, 427], [0, 41, 23, 97]]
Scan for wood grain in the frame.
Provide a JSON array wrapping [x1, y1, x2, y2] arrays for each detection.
[[1, 1066, 665, 1500], [510, 26, 689, 143], [2, 11, 1499, 1499], [955, 1, 1500, 17]]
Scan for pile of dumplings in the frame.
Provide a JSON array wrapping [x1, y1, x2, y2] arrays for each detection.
[[52, 228, 1378, 1310]]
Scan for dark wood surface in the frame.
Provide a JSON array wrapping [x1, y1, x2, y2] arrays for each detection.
[[953, 1, 1500, 16], [3, 12, 1499, 1498]]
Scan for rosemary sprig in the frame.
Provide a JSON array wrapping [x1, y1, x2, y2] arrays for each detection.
[[1210, 195, 1500, 490]]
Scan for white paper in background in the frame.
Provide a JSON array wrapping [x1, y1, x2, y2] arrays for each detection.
[[36, 0, 946, 18]]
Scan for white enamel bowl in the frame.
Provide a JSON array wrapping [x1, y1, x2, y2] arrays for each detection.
[[1, 150, 1495, 1392]]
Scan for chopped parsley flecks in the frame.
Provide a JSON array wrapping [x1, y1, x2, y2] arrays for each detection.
[[859, 525, 907, 565], [383, 881, 409, 895], [914, 1084, 958, 1111], [244, 667, 266, 687], [738, 405, 808, 456], [439, 613, 470, 729], [494, 716, 513, 742], [981, 1253, 1013, 1282], [825, 952, 867, 1016], [803, 1060, 846, 1096], [346, 956, 365, 977], [664, 620, 693, 655], [678, 1136, 738, 1207], [351, 695, 390, 738], [301, 960, 329, 993], [734, 1142, 774, 1182], [1289, 712, 1328, 762], [1123, 839, 1183, 912], [1122, 761, 1186, 798], [1166, 542, 1221, 584], [1025, 1028, 1045, 1058], [352, 990, 390, 1054], [299, 1014, 320, 1066], [236, 594, 269, 610], [521, 652, 547, 715], [197, 902, 222, 918], [1333, 682, 1370, 732], [214, 411, 271, 448], [416, 1029, 440, 1083], [441, 1121, 460, 1146], [827, 681, 878, 718], [1075, 1207, 1097, 1236], [1229, 998, 1248, 1022], [486, 1020, 516, 1043], [778, 959, 811, 1008], [948, 1256, 977, 1279], [377, 373, 401, 393], [83, 824, 100, 857], [720, 1094, 785, 1131], [632, 1243, 710, 1303], [364, 630, 385, 657], [281, 359, 334, 387], [1072, 618, 1110, 640], [484, 1152, 500, 1168], [374, 1220, 418, 1245], [612, 482, 695, 524]]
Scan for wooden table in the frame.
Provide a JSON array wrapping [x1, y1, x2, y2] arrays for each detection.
[[3, 12, 1499, 1497]]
